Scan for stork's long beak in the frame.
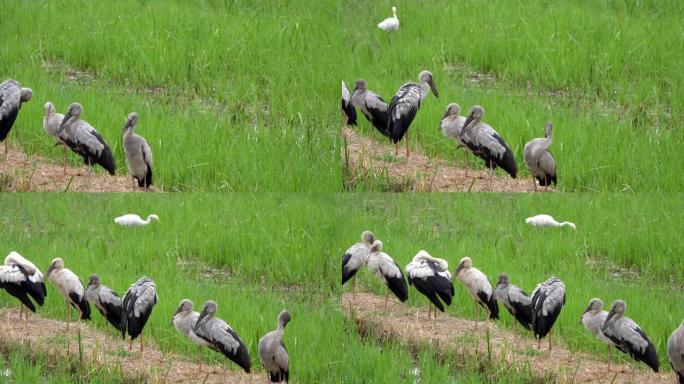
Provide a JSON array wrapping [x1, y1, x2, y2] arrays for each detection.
[[429, 79, 439, 98], [460, 114, 475, 137], [602, 308, 617, 331], [45, 262, 55, 277], [579, 303, 592, 324], [194, 309, 208, 332], [454, 261, 465, 276], [171, 305, 183, 325], [59, 112, 72, 132]]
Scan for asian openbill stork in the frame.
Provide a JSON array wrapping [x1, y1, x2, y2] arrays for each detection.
[[602, 300, 659, 373], [439, 103, 472, 176], [341, 230, 375, 301], [460, 105, 517, 180], [0, 79, 32, 154], [366, 240, 408, 308], [172, 299, 213, 371], [405, 250, 454, 319], [494, 273, 532, 331], [351, 80, 390, 139], [58, 103, 116, 176], [258, 310, 291, 383], [0, 252, 46, 321], [194, 300, 251, 373], [341, 81, 357, 126], [44, 102, 71, 174], [524, 122, 556, 190], [85, 274, 123, 332], [580, 298, 617, 371], [121, 276, 158, 352], [123, 112, 153, 189], [45, 258, 91, 330], [530, 277, 565, 350], [668, 320, 684, 383], [453, 257, 498, 330]]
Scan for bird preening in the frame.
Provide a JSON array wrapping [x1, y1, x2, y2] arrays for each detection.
[[0, 79, 32, 154], [405, 250, 454, 319]]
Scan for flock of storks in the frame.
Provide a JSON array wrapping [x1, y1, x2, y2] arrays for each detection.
[[342, 71, 556, 190], [342, 230, 684, 382], [0, 79, 154, 189], [0, 250, 291, 382]]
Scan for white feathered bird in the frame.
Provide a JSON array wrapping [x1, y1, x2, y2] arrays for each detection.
[[378, 6, 399, 32], [114, 214, 160, 227], [525, 214, 575, 230]]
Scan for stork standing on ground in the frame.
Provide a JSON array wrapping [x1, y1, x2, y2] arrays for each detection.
[[258, 310, 291, 383], [45, 258, 91, 329], [525, 214, 576, 230], [668, 320, 684, 384], [580, 298, 617, 370], [341, 81, 357, 127], [405, 250, 454, 319], [0, 252, 47, 321], [530, 277, 565, 350], [85, 274, 123, 332], [459, 105, 517, 180], [121, 276, 158, 352], [114, 214, 160, 227], [602, 300, 659, 373], [453, 257, 498, 329], [194, 300, 251, 373], [172, 299, 213, 371], [366, 240, 408, 308], [494, 273, 532, 331], [342, 230, 375, 301], [377, 6, 399, 33], [439, 103, 472, 176], [524, 122, 556, 190], [388, 70, 439, 158], [43, 102, 70, 174], [0, 79, 32, 154], [122, 112, 153, 189], [350, 80, 390, 139], [58, 102, 116, 176]]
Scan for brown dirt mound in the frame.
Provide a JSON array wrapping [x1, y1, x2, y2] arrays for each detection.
[[0, 308, 260, 383], [341, 127, 554, 192], [343, 292, 668, 384], [0, 143, 154, 192]]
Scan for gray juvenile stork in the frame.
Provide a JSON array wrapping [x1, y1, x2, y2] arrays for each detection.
[[0, 252, 47, 321], [45, 258, 91, 329], [602, 300, 659, 373], [351, 80, 390, 139], [121, 276, 158, 352], [0, 79, 32, 154], [668, 320, 684, 384], [85, 274, 123, 332], [530, 277, 565, 350], [341, 81, 357, 126], [194, 300, 251, 373], [258, 310, 291, 383], [122, 112, 153, 189], [405, 250, 454, 319], [524, 122, 556, 190], [494, 273, 532, 331], [454, 257, 499, 329], [59, 103, 116, 176], [580, 298, 617, 370], [342, 230, 375, 301], [460, 105, 517, 179], [172, 299, 213, 370], [366, 240, 409, 308], [388, 70, 439, 158], [439, 103, 472, 176], [43, 102, 71, 174]]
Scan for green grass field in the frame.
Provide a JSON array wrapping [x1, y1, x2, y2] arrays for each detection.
[[2, 0, 682, 191]]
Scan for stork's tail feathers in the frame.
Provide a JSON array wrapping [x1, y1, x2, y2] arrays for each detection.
[[676, 371, 683, 384], [386, 275, 409, 302], [269, 369, 289, 383], [487, 297, 499, 319], [537, 173, 557, 186], [70, 292, 91, 320], [500, 150, 518, 179]]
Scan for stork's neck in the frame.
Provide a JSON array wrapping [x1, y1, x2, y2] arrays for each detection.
[[419, 82, 430, 101]]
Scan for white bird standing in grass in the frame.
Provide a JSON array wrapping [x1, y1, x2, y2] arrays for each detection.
[[114, 214, 160, 227], [580, 298, 616, 370], [525, 214, 576, 230], [259, 310, 291, 383], [342, 230, 375, 301], [453, 257, 499, 330], [668, 320, 684, 384], [377, 6, 399, 32], [45, 258, 91, 330]]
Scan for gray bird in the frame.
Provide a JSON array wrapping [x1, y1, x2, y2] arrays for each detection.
[[580, 298, 617, 370], [172, 299, 213, 370], [59, 103, 116, 176], [0, 79, 32, 154], [668, 320, 684, 384], [388, 70, 439, 157], [530, 277, 565, 350], [454, 257, 499, 329], [494, 273, 532, 330], [194, 300, 251, 373], [85, 274, 123, 332], [121, 276, 158, 352], [524, 122, 556, 190], [258, 310, 291, 383], [460, 105, 517, 180], [439, 103, 471, 175], [350, 80, 390, 139], [341, 81, 357, 126], [602, 299, 659, 372], [43, 102, 70, 174], [45, 258, 91, 329], [122, 112, 153, 189], [341, 230, 375, 301]]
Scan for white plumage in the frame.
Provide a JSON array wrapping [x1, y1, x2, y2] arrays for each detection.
[[172, 299, 212, 349], [440, 103, 471, 175], [454, 257, 498, 326], [405, 250, 453, 315], [0, 252, 47, 316], [46, 257, 91, 326], [377, 6, 399, 31], [0, 79, 32, 153], [366, 240, 409, 304], [114, 214, 160, 227], [525, 214, 576, 230]]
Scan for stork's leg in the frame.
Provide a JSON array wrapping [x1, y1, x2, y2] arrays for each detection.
[[548, 329, 552, 350], [19, 305, 23, 321], [537, 337, 541, 350], [473, 301, 478, 330], [63, 147, 68, 176], [606, 346, 611, 371], [384, 291, 389, 310], [352, 275, 356, 302], [140, 332, 144, 353], [129, 338, 133, 352], [532, 177, 537, 192], [5, 140, 7, 154], [198, 345, 203, 373], [463, 150, 469, 178], [405, 131, 410, 158], [88, 159, 93, 177], [394, 142, 398, 157], [426, 303, 431, 319]]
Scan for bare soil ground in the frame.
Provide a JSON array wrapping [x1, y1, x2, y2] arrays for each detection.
[[343, 292, 668, 384], [0, 308, 261, 383], [0, 144, 152, 192], [341, 127, 555, 192]]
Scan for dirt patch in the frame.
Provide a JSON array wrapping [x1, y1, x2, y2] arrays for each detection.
[[0, 144, 154, 192], [341, 127, 551, 192], [343, 292, 668, 384], [0, 308, 261, 383]]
